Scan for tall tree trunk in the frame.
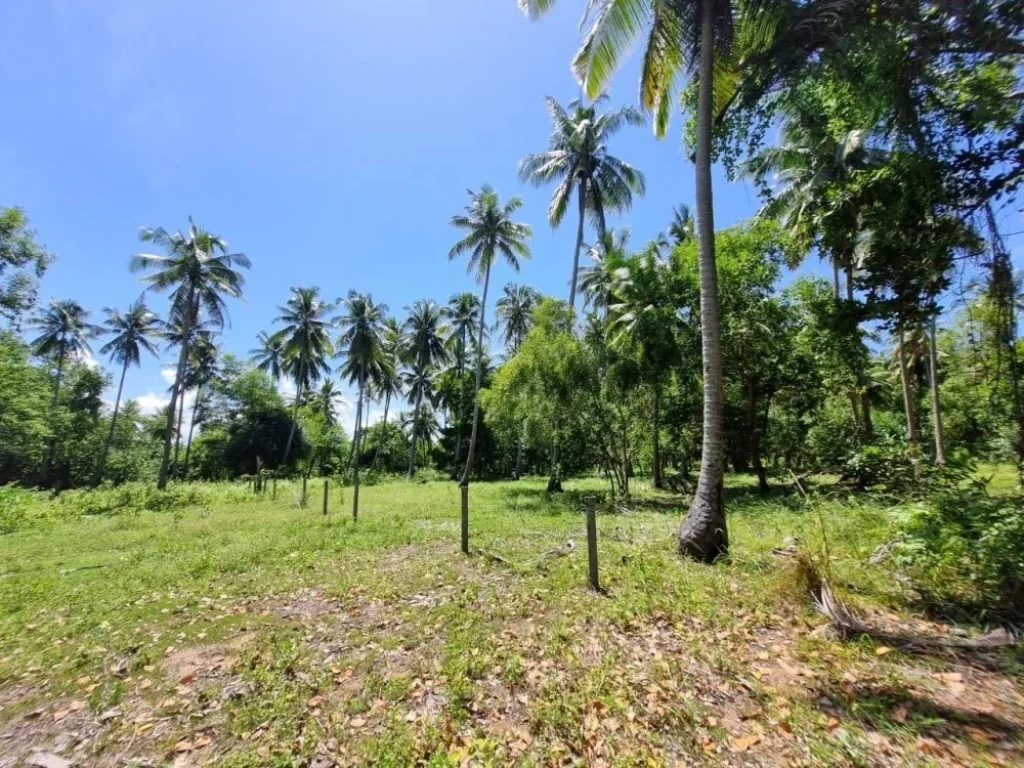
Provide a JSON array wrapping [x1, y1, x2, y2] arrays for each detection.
[[182, 386, 202, 477], [569, 184, 585, 311], [652, 383, 663, 489], [896, 321, 919, 448], [460, 262, 491, 487], [860, 390, 874, 442], [43, 346, 67, 486], [92, 358, 129, 487], [281, 359, 306, 467], [748, 380, 769, 495], [172, 383, 187, 475], [408, 389, 422, 477], [679, 1, 727, 562], [928, 316, 946, 465], [158, 291, 194, 490], [353, 377, 364, 520], [372, 391, 391, 468], [452, 330, 466, 479], [845, 265, 854, 303], [832, 260, 841, 301]]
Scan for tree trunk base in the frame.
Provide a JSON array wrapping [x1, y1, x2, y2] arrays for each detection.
[[546, 476, 563, 493], [678, 482, 727, 563]]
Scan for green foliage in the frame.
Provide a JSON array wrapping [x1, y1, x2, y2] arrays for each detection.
[[0, 207, 53, 325], [891, 470, 1024, 620]]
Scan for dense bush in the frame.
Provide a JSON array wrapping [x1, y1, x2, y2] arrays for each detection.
[[892, 478, 1024, 620]]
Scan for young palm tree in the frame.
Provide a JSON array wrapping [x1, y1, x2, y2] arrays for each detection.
[[180, 333, 219, 478], [495, 283, 542, 478], [274, 287, 334, 466], [131, 218, 250, 489], [249, 331, 287, 383], [443, 292, 482, 477], [518, 96, 645, 309], [29, 298, 102, 484], [400, 402, 441, 458], [92, 301, 163, 486], [668, 204, 696, 246], [403, 300, 449, 476], [337, 290, 387, 520], [449, 186, 532, 487]]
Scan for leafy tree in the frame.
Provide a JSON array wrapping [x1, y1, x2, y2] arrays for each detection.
[[496, 283, 542, 477], [402, 300, 449, 476], [273, 287, 333, 467], [29, 298, 102, 485], [0, 207, 53, 326], [448, 186, 532, 487], [181, 332, 220, 477], [93, 301, 163, 486], [0, 331, 50, 483], [370, 317, 405, 468], [518, 96, 645, 309], [131, 218, 250, 488]]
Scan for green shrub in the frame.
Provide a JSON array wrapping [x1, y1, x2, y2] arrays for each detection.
[[891, 475, 1024, 620]]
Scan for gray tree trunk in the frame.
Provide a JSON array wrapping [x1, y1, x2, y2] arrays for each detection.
[[652, 384, 663, 489], [928, 316, 946, 465], [353, 378, 364, 520], [93, 358, 128, 487], [408, 388, 422, 477], [678, 0, 728, 562], [43, 346, 67, 486], [896, 321, 919, 448], [459, 261, 490, 487], [182, 387, 201, 477], [158, 290, 194, 490], [281, 358, 306, 467]]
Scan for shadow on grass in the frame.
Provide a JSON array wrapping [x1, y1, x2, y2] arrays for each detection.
[[816, 680, 1024, 747]]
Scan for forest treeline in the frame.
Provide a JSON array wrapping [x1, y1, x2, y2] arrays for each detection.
[[1, 0, 1022, 579]]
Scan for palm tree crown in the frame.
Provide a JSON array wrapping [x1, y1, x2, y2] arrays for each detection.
[[249, 331, 287, 382], [30, 299, 102, 363], [99, 301, 163, 368], [275, 287, 334, 392], [519, 95, 645, 236], [337, 291, 388, 388], [495, 283, 542, 354], [449, 186, 532, 281]]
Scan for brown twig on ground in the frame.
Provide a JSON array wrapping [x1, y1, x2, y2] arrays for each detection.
[[814, 579, 1016, 651]]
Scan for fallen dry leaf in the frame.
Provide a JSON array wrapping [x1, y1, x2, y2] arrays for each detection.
[[729, 735, 761, 752]]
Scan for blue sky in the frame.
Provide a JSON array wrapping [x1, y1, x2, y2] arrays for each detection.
[[2, 0, 1019, 432]]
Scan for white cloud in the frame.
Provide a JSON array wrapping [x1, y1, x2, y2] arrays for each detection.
[[160, 367, 177, 385], [135, 392, 170, 416]]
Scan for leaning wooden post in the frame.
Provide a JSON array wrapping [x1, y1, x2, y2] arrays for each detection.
[[323, 479, 329, 516], [584, 495, 599, 592], [272, 475, 277, 500], [460, 485, 469, 555], [301, 476, 308, 507]]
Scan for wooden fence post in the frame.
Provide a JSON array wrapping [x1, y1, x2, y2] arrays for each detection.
[[460, 485, 469, 555], [323, 479, 329, 516], [585, 495, 599, 592], [272, 476, 277, 501], [301, 476, 308, 507]]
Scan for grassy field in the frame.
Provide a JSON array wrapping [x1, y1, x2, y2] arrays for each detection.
[[0, 476, 1021, 767]]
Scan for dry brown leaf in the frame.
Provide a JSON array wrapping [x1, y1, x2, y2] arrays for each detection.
[[875, 646, 893, 657], [729, 735, 761, 752]]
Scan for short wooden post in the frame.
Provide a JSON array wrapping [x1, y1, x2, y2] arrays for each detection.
[[584, 495, 599, 592], [460, 485, 469, 555], [301, 476, 308, 507], [272, 476, 277, 500], [322, 479, 329, 516]]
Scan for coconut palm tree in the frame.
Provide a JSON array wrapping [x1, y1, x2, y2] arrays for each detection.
[[400, 402, 441, 458], [131, 218, 250, 489], [180, 333, 219, 478], [520, 0, 857, 560], [495, 283, 542, 478], [92, 301, 163, 486], [29, 298, 102, 484], [403, 300, 449, 476], [274, 287, 334, 466], [249, 331, 287, 383], [443, 292, 482, 477], [518, 96, 644, 310], [163, 314, 214, 475], [668, 204, 696, 246], [370, 318, 405, 468], [337, 291, 387, 520], [449, 186, 532, 487]]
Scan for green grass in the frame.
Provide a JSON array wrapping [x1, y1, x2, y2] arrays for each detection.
[[0, 475, 1021, 766]]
